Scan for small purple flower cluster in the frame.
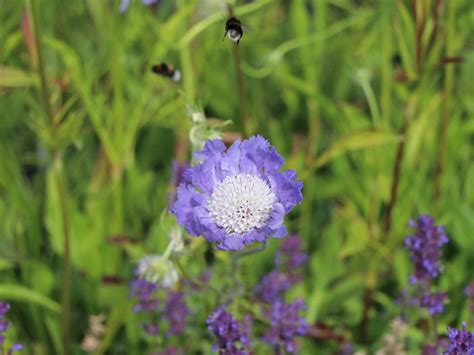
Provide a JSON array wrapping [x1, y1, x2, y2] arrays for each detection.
[[420, 292, 447, 317], [130, 278, 159, 313], [263, 300, 307, 353], [0, 302, 23, 354], [275, 234, 308, 270], [405, 215, 448, 284], [206, 306, 250, 354], [444, 323, 474, 354], [255, 235, 308, 352], [255, 271, 291, 304], [255, 235, 308, 303], [130, 271, 190, 337], [404, 215, 448, 316], [163, 290, 190, 336]]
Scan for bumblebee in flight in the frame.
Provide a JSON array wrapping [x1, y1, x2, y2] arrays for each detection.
[[223, 17, 243, 44]]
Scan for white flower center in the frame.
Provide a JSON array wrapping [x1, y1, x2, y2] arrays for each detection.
[[207, 174, 275, 235]]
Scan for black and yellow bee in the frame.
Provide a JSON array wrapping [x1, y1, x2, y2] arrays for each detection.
[[223, 17, 243, 44], [151, 62, 181, 82]]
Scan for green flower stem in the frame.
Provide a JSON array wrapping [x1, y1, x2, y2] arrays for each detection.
[[179, 46, 195, 102], [173, 257, 220, 296], [54, 155, 71, 355], [233, 42, 249, 136], [227, 3, 249, 136], [27, 1, 71, 353], [111, 165, 124, 233], [162, 240, 175, 260], [228, 242, 267, 302]]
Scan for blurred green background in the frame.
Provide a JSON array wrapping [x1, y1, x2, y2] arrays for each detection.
[[0, 0, 473, 354]]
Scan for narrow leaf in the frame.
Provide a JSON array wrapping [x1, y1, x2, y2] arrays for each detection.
[[312, 130, 402, 169], [0, 284, 60, 313]]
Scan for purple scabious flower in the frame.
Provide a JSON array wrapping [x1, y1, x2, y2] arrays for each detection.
[[164, 290, 190, 336], [404, 215, 448, 284], [170, 136, 303, 251], [168, 161, 191, 206], [444, 323, 474, 354], [119, 0, 159, 13], [263, 300, 307, 353], [255, 270, 291, 303], [420, 291, 447, 316], [275, 235, 308, 269], [130, 278, 159, 313], [206, 306, 249, 354], [0, 301, 23, 354]]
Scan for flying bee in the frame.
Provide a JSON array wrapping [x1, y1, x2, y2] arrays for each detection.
[[151, 62, 181, 82], [223, 16, 243, 44]]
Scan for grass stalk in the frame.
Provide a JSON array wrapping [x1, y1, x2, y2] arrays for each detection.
[[382, 122, 408, 235], [434, 0, 455, 202], [28, 0, 53, 124], [55, 158, 71, 355], [28, 2, 71, 353]]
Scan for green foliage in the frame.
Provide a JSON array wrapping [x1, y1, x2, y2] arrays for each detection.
[[0, 0, 473, 353]]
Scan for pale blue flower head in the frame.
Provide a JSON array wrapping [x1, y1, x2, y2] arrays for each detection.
[[170, 136, 303, 251]]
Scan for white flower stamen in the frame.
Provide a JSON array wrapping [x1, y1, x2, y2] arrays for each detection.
[[207, 174, 275, 235]]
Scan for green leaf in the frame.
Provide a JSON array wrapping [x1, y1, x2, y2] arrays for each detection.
[[312, 130, 402, 169], [0, 284, 60, 313], [0, 66, 38, 88], [0, 258, 13, 270], [405, 94, 441, 165]]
